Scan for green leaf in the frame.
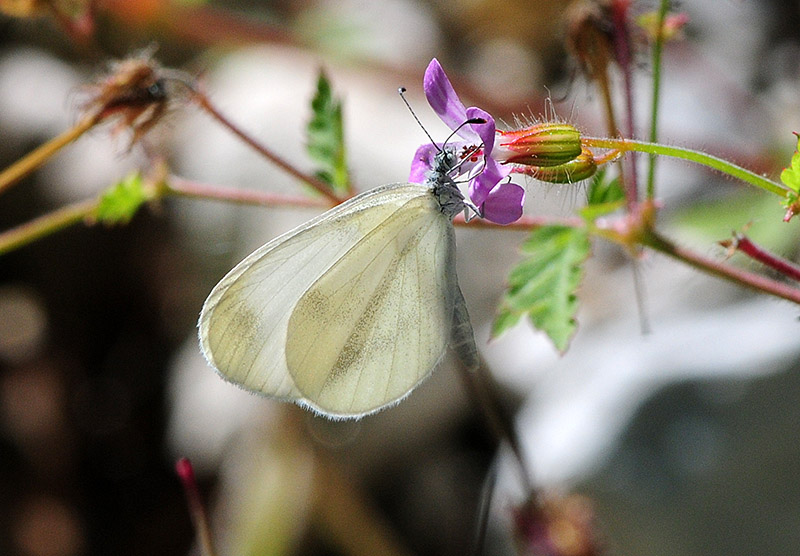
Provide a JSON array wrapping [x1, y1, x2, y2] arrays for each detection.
[[780, 133, 800, 194], [581, 169, 625, 221], [95, 172, 148, 225], [307, 70, 349, 194], [493, 225, 590, 352], [587, 168, 624, 205]]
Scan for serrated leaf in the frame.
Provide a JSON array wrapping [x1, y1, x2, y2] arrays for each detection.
[[306, 70, 349, 194], [493, 225, 590, 352], [95, 172, 148, 225], [780, 134, 800, 194]]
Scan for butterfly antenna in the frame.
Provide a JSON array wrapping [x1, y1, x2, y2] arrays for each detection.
[[399, 87, 440, 151]]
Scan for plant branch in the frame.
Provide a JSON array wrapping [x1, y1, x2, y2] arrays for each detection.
[[611, 0, 639, 206], [0, 113, 100, 196], [190, 89, 342, 204], [583, 137, 789, 196], [165, 175, 332, 208], [0, 199, 98, 255], [642, 227, 800, 304], [646, 0, 670, 200], [721, 233, 800, 282]]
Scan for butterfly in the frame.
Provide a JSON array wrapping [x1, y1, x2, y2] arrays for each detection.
[[198, 147, 480, 419]]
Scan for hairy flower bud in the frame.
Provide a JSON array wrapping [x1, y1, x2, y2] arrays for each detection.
[[524, 146, 597, 184], [495, 123, 583, 167]]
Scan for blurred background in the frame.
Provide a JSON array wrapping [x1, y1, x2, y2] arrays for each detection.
[[2, 1, 800, 555]]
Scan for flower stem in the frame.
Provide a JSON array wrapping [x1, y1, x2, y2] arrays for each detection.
[[165, 175, 331, 209], [583, 137, 789, 197], [0, 113, 100, 196], [642, 228, 800, 303], [611, 0, 639, 206], [722, 233, 800, 282], [191, 90, 343, 204], [175, 458, 218, 556], [0, 199, 98, 255], [646, 0, 670, 200]]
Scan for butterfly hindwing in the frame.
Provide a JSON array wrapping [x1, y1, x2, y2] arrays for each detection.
[[286, 191, 457, 416]]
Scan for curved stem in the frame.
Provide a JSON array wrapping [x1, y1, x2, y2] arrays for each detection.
[[583, 137, 788, 197], [191, 90, 343, 205]]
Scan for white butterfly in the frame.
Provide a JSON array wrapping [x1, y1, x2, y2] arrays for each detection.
[[198, 149, 480, 419]]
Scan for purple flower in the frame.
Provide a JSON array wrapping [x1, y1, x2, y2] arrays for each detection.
[[409, 58, 524, 225]]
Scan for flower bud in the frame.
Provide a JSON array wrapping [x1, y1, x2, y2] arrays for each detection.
[[495, 123, 583, 167], [526, 146, 597, 184]]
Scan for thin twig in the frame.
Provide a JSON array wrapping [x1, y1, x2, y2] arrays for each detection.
[[0, 113, 100, 196], [722, 233, 800, 282], [644, 228, 800, 304], [191, 90, 343, 205], [646, 0, 671, 200], [166, 175, 331, 208], [0, 199, 98, 255]]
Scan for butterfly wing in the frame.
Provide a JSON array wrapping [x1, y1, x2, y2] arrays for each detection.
[[198, 183, 457, 417], [285, 189, 458, 417]]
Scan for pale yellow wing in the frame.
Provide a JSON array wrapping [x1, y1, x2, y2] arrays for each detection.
[[198, 183, 443, 408], [285, 191, 458, 417]]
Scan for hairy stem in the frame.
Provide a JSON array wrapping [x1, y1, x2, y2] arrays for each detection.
[[723, 233, 800, 282], [611, 0, 639, 206], [165, 175, 331, 208], [643, 228, 800, 303], [583, 137, 788, 196]]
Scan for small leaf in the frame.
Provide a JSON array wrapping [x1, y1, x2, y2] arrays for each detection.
[[95, 172, 148, 225], [307, 70, 349, 194], [586, 168, 624, 205], [780, 133, 800, 194], [493, 225, 590, 352], [580, 169, 625, 221]]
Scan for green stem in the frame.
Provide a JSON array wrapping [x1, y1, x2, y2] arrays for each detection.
[[583, 137, 788, 197], [646, 0, 670, 200]]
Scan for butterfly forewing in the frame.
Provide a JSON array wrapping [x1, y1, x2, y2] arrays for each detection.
[[285, 192, 457, 416], [198, 183, 444, 409]]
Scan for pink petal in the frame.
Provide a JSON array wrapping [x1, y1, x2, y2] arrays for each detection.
[[468, 157, 509, 206], [465, 106, 496, 154], [424, 59, 478, 142], [481, 182, 525, 225], [409, 143, 440, 183]]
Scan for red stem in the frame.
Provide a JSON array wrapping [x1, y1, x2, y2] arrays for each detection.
[[728, 233, 800, 282], [175, 458, 218, 556], [192, 91, 342, 205], [646, 229, 800, 304]]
